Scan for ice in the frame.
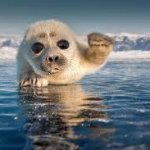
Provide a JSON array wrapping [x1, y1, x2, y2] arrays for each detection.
[[110, 51, 150, 60], [1, 33, 150, 61], [1, 47, 150, 61], [0, 47, 17, 60]]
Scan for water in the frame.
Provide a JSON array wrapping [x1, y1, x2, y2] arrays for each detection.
[[0, 59, 150, 150]]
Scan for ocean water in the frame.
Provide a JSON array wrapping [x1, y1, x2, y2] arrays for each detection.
[[0, 59, 150, 150]]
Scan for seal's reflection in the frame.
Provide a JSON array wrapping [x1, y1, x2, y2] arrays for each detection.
[[19, 84, 113, 150]]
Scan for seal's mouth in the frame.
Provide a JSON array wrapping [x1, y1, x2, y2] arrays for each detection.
[[40, 65, 63, 75], [48, 67, 60, 74]]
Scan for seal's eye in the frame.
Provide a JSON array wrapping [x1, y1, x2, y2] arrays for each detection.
[[57, 40, 69, 50], [31, 42, 44, 54]]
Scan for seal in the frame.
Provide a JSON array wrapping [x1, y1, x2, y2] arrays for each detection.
[[17, 20, 114, 87]]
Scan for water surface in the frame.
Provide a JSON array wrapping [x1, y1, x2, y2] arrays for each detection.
[[0, 60, 150, 150]]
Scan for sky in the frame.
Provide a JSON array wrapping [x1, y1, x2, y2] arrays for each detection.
[[0, 0, 150, 36]]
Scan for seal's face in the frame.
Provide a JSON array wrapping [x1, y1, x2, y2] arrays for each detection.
[[22, 20, 77, 77], [30, 40, 68, 75]]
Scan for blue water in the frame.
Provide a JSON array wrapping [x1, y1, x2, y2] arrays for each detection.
[[0, 60, 150, 150]]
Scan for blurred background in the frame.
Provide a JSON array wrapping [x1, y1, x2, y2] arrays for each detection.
[[0, 0, 150, 36]]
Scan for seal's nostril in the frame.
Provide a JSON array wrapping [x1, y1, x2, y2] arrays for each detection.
[[55, 56, 59, 61], [48, 57, 53, 62]]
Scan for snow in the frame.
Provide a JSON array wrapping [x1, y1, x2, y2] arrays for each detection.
[[1, 33, 150, 61], [0, 47, 17, 60], [0, 47, 150, 61], [110, 51, 150, 60]]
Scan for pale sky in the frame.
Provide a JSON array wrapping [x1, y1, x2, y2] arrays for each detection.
[[0, 0, 150, 36]]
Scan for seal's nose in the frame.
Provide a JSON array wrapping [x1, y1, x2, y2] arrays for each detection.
[[47, 55, 59, 63]]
